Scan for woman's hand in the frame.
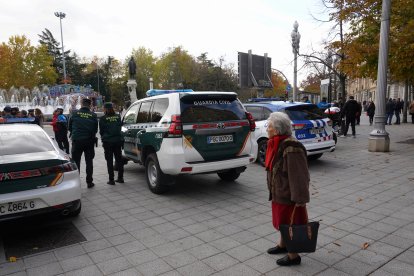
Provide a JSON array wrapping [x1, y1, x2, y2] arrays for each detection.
[[295, 203, 306, 207]]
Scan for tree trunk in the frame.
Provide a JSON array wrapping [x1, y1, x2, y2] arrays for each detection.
[[403, 80, 408, 123]]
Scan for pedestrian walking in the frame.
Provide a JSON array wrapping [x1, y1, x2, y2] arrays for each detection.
[[55, 108, 70, 153], [385, 98, 395, 125], [99, 102, 124, 185], [356, 101, 362, 125], [265, 112, 310, 266], [68, 98, 98, 188], [394, 98, 403, 124], [366, 101, 375, 126], [409, 100, 414, 124], [341, 96, 359, 137]]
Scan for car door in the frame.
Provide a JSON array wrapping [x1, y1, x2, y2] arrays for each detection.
[[134, 101, 153, 162], [122, 103, 140, 158]]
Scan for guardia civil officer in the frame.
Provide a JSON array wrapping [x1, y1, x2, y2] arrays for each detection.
[[68, 98, 98, 188], [99, 102, 124, 185]]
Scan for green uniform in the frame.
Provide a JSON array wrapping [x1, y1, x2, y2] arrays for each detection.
[[99, 114, 123, 143], [68, 107, 98, 141]]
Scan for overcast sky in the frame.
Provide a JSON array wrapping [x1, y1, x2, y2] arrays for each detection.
[[0, 0, 331, 84]]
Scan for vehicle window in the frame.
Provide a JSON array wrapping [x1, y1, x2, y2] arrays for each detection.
[[263, 108, 272, 119], [0, 131, 54, 156], [284, 104, 327, 120], [180, 97, 246, 123], [123, 103, 140, 124], [245, 106, 264, 121], [137, 101, 153, 123], [150, 98, 169, 122]]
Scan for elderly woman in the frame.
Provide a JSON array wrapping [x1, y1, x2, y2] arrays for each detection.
[[265, 112, 310, 266]]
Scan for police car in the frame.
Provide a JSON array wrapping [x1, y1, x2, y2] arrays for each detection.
[[244, 100, 336, 166], [121, 89, 257, 194], [0, 119, 81, 221]]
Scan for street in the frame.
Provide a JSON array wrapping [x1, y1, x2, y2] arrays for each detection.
[[1, 115, 414, 276]]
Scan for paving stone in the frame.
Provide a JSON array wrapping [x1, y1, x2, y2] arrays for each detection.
[[96, 256, 131, 275], [0, 260, 25, 276], [218, 263, 261, 276], [315, 268, 352, 276], [88, 247, 121, 263], [125, 250, 158, 266], [109, 268, 142, 276], [115, 240, 146, 255], [308, 247, 346, 266], [106, 233, 136, 246], [163, 251, 197, 268], [186, 244, 221, 260], [136, 259, 172, 276], [151, 243, 184, 258], [226, 245, 261, 262], [26, 262, 63, 276], [82, 238, 112, 253], [333, 257, 379, 276], [209, 237, 241, 251], [203, 252, 238, 271], [382, 259, 414, 276], [176, 261, 215, 276], [24, 252, 57, 269], [291, 256, 328, 275], [195, 230, 225, 243], [64, 264, 102, 276], [59, 254, 93, 272], [244, 254, 276, 274]]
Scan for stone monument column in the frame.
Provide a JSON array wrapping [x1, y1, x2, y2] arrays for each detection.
[[127, 56, 138, 103]]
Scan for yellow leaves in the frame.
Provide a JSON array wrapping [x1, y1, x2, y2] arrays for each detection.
[[362, 242, 370, 249], [9, 256, 17, 262]]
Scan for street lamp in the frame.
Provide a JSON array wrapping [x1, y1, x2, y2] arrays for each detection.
[[55, 12, 67, 83], [291, 21, 301, 102], [326, 51, 333, 103]]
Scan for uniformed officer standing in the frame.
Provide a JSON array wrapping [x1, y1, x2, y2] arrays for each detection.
[[68, 98, 98, 188], [99, 102, 124, 185]]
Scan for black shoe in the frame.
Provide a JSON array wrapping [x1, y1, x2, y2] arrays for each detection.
[[267, 246, 288, 255], [276, 255, 301, 266], [115, 178, 124, 183], [87, 183, 95, 188], [107, 180, 115, 185]]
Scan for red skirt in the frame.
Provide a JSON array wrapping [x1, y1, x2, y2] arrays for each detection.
[[272, 202, 307, 230]]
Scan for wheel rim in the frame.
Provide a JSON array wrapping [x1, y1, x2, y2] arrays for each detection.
[[147, 161, 158, 188]]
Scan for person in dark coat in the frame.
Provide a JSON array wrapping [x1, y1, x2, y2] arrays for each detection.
[[54, 108, 70, 153], [69, 98, 98, 188], [265, 112, 310, 266], [99, 102, 124, 185], [366, 101, 376, 126], [394, 98, 403, 125], [341, 96, 359, 137], [385, 98, 395, 125], [356, 101, 362, 125]]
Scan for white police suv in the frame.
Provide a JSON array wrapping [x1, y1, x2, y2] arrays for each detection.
[[244, 100, 336, 166], [122, 90, 257, 194]]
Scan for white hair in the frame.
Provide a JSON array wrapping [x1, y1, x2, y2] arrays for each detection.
[[268, 112, 292, 136]]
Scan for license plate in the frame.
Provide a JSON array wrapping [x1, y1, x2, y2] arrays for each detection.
[[207, 135, 233, 144], [310, 128, 324, 134], [0, 200, 36, 216]]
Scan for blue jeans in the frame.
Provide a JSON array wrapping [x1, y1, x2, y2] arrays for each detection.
[[387, 113, 393, 124]]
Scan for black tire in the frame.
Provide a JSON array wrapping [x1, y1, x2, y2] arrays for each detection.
[[68, 202, 81, 217], [145, 153, 170, 194], [217, 169, 241, 181], [257, 139, 268, 167], [308, 153, 323, 161]]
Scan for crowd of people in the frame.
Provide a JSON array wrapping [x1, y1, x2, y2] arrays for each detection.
[[1, 100, 124, 188], [0, 105, 45, 126]]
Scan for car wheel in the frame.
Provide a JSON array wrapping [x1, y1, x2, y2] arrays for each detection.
[[68, 202, 81, 217], [257, 139, 268, 167], [217, 169, 241, 181], [145, 153, 169, 194], [308, 153, 323, 161]]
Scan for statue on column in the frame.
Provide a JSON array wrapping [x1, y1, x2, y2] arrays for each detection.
[[128, 57, 136, 79]]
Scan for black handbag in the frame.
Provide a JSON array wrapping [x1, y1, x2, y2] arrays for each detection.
[[279, 206, 319, 253]]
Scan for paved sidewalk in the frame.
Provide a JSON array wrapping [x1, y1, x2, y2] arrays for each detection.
[[1, 116, 413, 276]]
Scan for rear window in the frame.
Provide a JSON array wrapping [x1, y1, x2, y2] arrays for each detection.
[[284, 104, 327, 120], [0, 131, 54, 156], [180, 96, 246, 123]]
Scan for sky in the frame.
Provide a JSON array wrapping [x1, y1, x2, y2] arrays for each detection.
[[0, 0, 331, 84]]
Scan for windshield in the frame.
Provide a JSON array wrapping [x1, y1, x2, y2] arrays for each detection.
[[284, 104, 327, 120], [180, 97, 246, 123], [0, 131, 54, 156]]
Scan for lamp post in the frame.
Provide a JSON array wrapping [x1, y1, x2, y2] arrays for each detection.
[[55, 12, 67, 83], [368, 0, 391, 152], [96, 62, 100, 94], [291, 21, 301, 102], [326, 51, 333, 103], [149, 77, 153, 90]]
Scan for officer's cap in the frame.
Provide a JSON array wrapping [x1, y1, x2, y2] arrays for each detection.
[[3, 106, 11, 112], [104, 102, 113, 109], [28, 109, 34, 112], [82, 98, 92, 106]]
